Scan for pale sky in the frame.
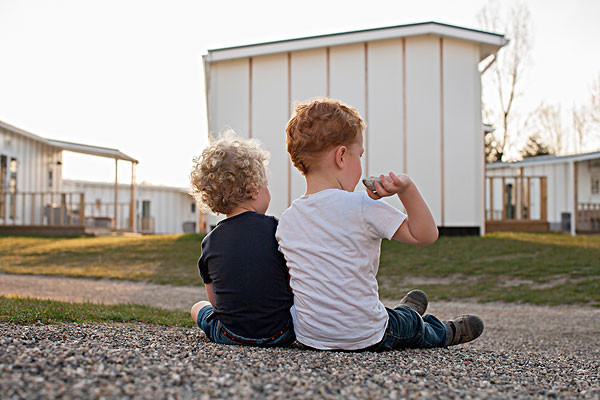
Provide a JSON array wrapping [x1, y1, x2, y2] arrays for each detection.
[[0, 0, 599, 187]]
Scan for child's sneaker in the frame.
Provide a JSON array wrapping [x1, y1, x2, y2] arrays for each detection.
[[443, 315, 484, 346], [397, 289, 428, 316]]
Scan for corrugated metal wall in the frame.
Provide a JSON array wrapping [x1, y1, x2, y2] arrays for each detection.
[[206, 35, 484, 229]]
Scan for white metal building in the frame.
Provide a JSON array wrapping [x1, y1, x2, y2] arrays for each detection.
[[486, 151, 600, 235], [203, 22, 507, 234], [0, 120, 138, 234], [63, 179, 201, 234]]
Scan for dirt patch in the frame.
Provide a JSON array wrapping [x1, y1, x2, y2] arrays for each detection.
[[500, 276, 589, 289], [470, 252, 539, 263]]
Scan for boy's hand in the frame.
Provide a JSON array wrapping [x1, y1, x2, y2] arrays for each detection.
[[367, 172, 413, 200]]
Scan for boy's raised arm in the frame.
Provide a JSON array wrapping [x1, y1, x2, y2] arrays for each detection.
[[368, 172, 438, 246]]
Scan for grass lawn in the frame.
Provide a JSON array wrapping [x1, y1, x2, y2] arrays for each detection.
[[0, 296, 194, 326], [1, 232, 598, 306]]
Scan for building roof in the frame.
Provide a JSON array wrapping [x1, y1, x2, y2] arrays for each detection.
[[46, 139, 138, 163], [486, 150, 600, 169], [63, 179, 190, 193], [205, 21, 508, 63], [0, 120, 138, 163]]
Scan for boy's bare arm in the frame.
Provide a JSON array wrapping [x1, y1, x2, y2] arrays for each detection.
[[368, 172, 438, 245], [205, 282, 216, 307]]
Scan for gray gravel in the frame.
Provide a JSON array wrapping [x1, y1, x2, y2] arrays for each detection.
[[1, 300, 599, 399]]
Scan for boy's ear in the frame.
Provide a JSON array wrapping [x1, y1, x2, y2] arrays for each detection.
[[335, 146, 347, 169]]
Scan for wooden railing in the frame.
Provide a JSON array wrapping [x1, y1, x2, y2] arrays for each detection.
[[485, 176, 547, 221], [577, 203, 600, 233], [84, 201, 133, 231], [0, 191, 85, 226], [137, 216, 155, 234]]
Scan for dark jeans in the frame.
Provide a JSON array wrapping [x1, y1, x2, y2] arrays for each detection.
[[196, 305, 296, 347], [368, 306, 449, 351]]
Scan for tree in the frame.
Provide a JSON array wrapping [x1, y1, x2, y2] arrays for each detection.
[[571, 73, 600, 153], [520, 133, 551, 158], [477, 1, 533, 162], [527, 102, 568, 155], [591, 73, 600, 124]]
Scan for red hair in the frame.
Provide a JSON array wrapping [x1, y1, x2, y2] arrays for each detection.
[[285, 98, 365, 175]]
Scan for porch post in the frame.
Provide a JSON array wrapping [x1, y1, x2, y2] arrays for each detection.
[[114, 158, 118, 230], [573, 161, 578, 236], [129, 162, 136, 232], [569, 161, 576, 236]]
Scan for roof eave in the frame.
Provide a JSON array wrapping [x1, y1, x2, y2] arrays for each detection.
[[205, 21, 507, 63], [46, 139, 139, 163], [486, 151, 600, 169], [0, 120, 53, 146]]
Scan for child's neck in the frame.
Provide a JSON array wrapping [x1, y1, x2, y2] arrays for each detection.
[[226, 202, 261, 218], [305, 170, 345, 195]]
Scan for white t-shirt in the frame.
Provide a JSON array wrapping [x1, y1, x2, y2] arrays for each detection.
[[275, 189, 407, 350]]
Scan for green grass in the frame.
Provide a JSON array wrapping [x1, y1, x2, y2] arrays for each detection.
[[0, 232, 598, 306], [0, 296, 194, 326], [0, 233, 203, 286], [377, 232, 600, 306]]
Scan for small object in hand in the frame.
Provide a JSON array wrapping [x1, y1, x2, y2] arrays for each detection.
[[362, 177, 382, 193]]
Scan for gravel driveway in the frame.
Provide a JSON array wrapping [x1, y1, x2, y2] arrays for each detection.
[[1, 274, 599, 399]]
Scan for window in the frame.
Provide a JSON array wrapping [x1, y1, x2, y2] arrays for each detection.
[[0, 155, 6, 217], [9, 158, 17, 219], [592, 176, 600, 194], [48, 169, 53, 188], [191, 202, 196, 213], [142, 200, 150, 218]]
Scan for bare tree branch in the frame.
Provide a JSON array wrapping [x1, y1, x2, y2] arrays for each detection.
[[477, 1, 533, 162]]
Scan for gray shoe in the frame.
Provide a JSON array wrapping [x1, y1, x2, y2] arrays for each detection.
[[397, 289, 428, 316], [444, 315, 484, 346]]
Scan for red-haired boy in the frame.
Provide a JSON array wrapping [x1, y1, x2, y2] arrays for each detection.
[[276, 98, 483, 351]]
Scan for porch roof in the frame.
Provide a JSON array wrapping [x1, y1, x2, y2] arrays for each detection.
[[46, 139, 138, 163], [0, 120, 138, 163], [487, 150, 600, 169]]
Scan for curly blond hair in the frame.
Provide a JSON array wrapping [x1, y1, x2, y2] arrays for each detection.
[[190, 131, 270, 215], [286, 98, 365, 175]]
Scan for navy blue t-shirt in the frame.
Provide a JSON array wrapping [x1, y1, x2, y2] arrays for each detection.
[[198, 211, 293, 339]]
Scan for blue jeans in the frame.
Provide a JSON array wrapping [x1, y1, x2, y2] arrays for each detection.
[[368, 307, 449, 351], [196, 305, 296, 347]]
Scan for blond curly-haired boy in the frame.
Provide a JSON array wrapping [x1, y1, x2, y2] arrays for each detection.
[[189, 132, 294, 347]]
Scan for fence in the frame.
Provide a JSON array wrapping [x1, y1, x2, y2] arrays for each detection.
[[577, 203, 600, 233], [84, 201, 134, 231], [0, 192, 148, 233], [0, 191, 85, 226]]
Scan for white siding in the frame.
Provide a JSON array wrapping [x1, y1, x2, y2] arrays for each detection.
[[206, 33, 490, 230], [329, 43, 366, 180], [486, 157, 600, 227], [366, 38, 404, 211], [251, 53, 289, 216], [289, 48, 328, 200], [405, 36, 442, 225], [208, 58, 250, 137], [63, 180, 198, 234], [442, 38, 482, 227], [0, 127, 63, 224]]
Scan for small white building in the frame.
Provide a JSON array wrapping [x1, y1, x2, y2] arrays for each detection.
[[63, 179, 201, 234], [486, 151, 600, 234], [0, 120, 138, 235], [203, 22, 507, 235]]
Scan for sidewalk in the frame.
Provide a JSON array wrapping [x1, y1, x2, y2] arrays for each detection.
[[0, 273, 206, 311]]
